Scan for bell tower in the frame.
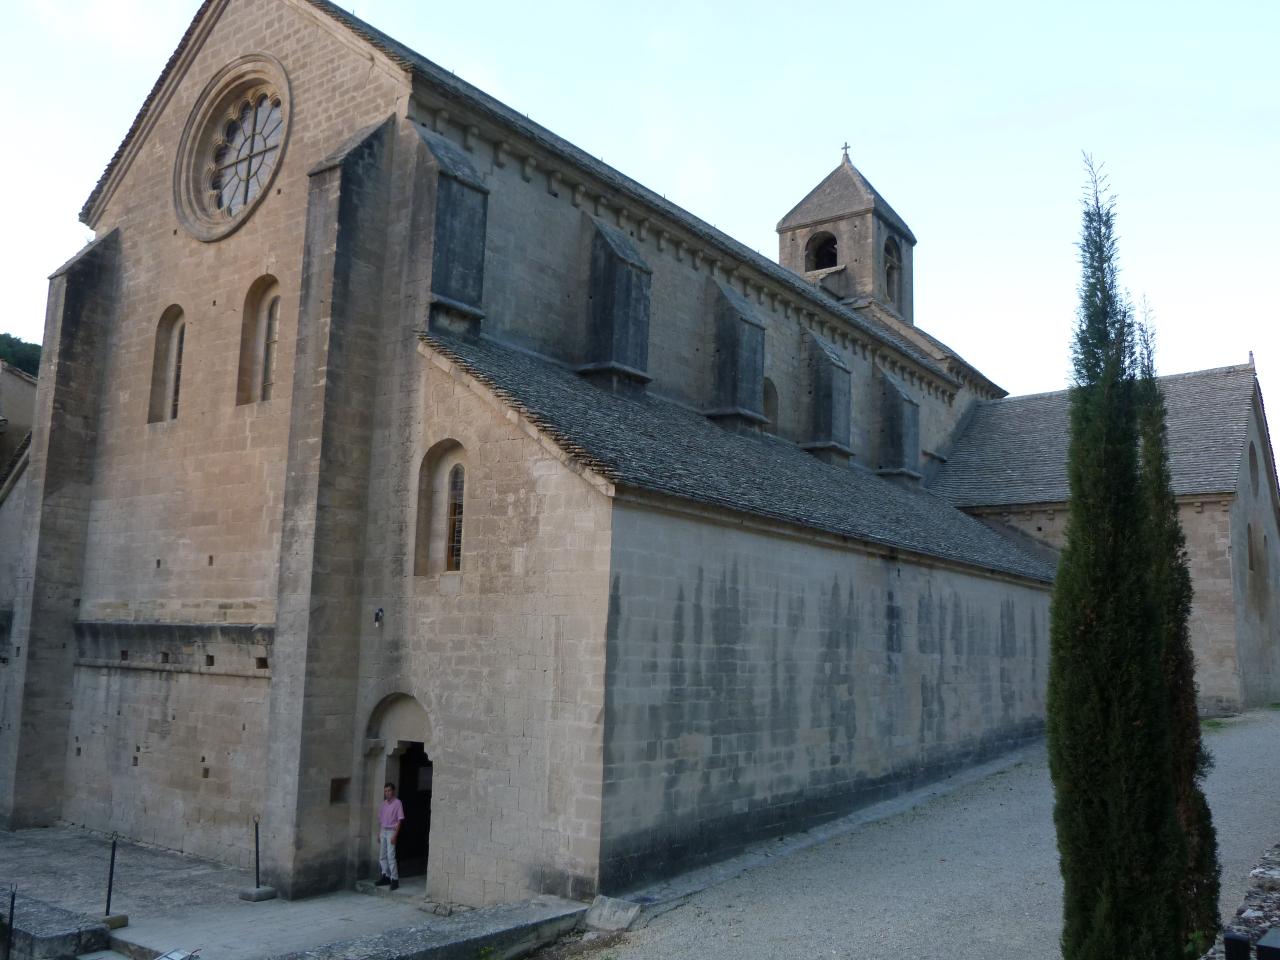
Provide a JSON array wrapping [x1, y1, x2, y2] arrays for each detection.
[[777, 149, 916, 325]]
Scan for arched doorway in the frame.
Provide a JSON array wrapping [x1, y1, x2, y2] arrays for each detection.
[[367, 694, 433, 880]]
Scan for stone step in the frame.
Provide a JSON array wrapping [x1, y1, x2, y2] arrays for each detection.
[[263, 894, 587, 960], [1, 892, 110, 960], [352, 877, 428, 903], [76, 950, 134, 960]]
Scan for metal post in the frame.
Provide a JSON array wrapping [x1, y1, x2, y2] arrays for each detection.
[[105, 833, 117, 917], [1224, 930, 1251, 960], [253, 816, 261, 889], [5, 884, 15, 960]]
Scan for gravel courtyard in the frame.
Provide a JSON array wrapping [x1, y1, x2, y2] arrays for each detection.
[[589, 710, 1280, 960]]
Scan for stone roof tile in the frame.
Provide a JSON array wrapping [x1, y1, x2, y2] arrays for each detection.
[[423, 331, 1054, 583], [776, 157, 916, 242], [931, 364, 1257, 507]]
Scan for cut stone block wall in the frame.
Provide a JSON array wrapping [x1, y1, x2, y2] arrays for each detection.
[[349, 350, 613, 907], [599, 501, 1049, 890], [1232, 399, 1280, 708], [0, 469, 29, 612], [60, 622, 271, 866], [76, 0, 410, 627]]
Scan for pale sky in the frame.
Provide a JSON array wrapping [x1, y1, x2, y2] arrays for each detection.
[[1, 1, 1276, 457]]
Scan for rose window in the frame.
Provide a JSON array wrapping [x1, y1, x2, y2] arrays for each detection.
[[211, 93, 284, 219]]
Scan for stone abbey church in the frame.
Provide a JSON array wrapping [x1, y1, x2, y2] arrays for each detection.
[[1, 0, 1277, 908]]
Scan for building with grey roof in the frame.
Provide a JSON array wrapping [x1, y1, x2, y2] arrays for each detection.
[[0, 0, 1274, 909], [933, 363, 1280, 713]]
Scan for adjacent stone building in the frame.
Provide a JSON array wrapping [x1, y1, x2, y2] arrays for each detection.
[[933, 364, 1280, 715], [0, 0, 1274, 908]]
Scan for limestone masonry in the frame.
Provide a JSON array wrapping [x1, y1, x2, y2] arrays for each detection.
[[1, 0, 1276, 908]]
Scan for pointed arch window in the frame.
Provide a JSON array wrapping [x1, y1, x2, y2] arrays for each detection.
[[445, 465, 465, 572], [148, 306, 187, 423]]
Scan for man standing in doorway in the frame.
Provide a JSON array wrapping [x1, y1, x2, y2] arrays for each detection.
[[376, 782, 405, 890]]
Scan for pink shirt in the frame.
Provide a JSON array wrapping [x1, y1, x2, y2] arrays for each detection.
[[379, 797, 405, 829]]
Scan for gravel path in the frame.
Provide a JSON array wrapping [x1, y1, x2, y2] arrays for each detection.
[[592, 710, 1280, 960]]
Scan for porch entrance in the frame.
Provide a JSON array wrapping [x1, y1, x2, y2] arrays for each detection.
[[395, 742, 433, 878]]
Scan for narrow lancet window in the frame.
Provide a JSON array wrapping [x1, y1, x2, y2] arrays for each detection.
[[261, 295, 279, 401], [884, 237, 903, 307], [170, 322, 185, 419], [445, 465, 465, 572]]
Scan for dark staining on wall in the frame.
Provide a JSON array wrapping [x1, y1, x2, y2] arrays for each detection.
[[599, 553, 1047, 893], [690, 569, 705, 697], [917, 592, 937, 654], [917, 590, 947, 750], [814, 576, 857, 776], [885, 589, 903, 655], [670, 585, 687, 698], [1029, 609, 1039, 685], [780, 590, 804, 750], [999, 598, 1018, 722], [950, 592, 965, 658]]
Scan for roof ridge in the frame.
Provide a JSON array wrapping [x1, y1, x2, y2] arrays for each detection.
[[992, 363, 1256, 405], [79, 0, 956, 392]]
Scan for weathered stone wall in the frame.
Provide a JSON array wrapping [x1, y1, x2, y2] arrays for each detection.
[[1231, 400, 1280, 707], [0, 469, 29, 613], [36, 0, 411, 870], [77, 0, 410, 627], [60, 622, 271, 865], [598, 501, 1049, 890], [0, 234, 120, 829], [349, 351, 612, 906], [1179, 499, 1242, 714]]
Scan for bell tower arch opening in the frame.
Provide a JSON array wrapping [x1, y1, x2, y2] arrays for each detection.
[[804, 232, 838, 271]]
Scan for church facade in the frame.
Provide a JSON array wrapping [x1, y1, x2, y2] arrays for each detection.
[[0, 0, 1274, 908]]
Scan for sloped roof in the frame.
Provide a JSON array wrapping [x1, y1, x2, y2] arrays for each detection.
[[931, 364, 1258, 507], [777, 156, 916, 242], [78, 0, 954, 391], [421, 330, 1054, 583]]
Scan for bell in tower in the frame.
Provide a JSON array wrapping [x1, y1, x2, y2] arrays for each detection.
[[777, 148, 916, 325]]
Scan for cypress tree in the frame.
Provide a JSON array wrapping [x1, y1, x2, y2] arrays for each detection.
[[1136, 325, 1221, 955], [1048, 161, 1183, 959]]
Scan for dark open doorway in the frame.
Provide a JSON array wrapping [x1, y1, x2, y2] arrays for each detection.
[[396, 742, 433, 878]]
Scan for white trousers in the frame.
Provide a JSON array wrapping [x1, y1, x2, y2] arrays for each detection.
[[379, 827, 399, 880]]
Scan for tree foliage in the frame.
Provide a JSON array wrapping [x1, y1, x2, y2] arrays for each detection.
[[0, 333, 41, 378], [1136, 324, 1221, 954], [1048, 160, 1189, 959]]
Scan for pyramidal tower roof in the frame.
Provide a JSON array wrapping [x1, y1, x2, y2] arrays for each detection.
[[777, 153, 915, 243]]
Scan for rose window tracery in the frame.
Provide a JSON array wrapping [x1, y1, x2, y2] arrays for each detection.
[[211, 93, 284, 218]]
